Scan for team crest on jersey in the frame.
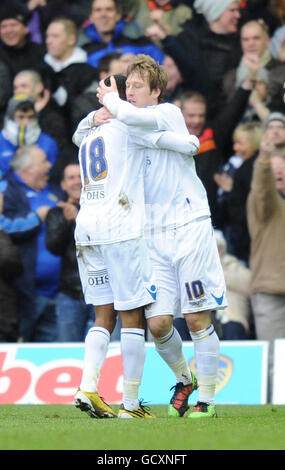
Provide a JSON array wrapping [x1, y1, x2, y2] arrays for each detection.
[[88, 269, 109, 286], [189, 354, 233, 393]]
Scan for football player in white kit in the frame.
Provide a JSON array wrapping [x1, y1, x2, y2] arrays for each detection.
[[73, 74, 200, 419], [97, 55, 228, 419]]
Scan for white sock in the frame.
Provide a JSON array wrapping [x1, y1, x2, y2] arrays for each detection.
[[120, 328, 145, 410], [190, 324, 220, 405], [80, 326, 110, 393], [154, 327, 192, 385]]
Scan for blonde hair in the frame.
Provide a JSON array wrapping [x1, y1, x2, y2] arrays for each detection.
[[233, 121, 263, 152], [126, 54, 168, 103]]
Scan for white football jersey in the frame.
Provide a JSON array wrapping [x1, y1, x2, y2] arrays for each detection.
[[103, 93, 210, 234], [75, 118, 147, 245]]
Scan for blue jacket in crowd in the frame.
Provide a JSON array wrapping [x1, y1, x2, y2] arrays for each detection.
[[0, 130, 59, 178], [80, 19, 164, 69], [3, 169, 63, 329]]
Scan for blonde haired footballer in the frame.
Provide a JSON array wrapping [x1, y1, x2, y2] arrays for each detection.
[[97, 55, 228, 419], [73, 73, 200, 418]]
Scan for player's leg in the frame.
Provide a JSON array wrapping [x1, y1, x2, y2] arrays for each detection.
[[103, 238, 156, 418], [178, 217, 227, 418], [75, 303, 117, 418], [184, 310, 219, 418], [117, 307, 155, 418], [145, 233, 197, 418], [147, 313, 197, 418], [74, 246, 117, 418], [80, 305, 116, 394]]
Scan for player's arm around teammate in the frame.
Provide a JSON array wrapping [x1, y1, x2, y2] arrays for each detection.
[[97, 61, 225, 419]]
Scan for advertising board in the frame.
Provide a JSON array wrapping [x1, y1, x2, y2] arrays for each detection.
[[0, 341, 268, 405]]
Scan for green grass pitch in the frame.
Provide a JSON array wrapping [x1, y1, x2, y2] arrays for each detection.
[[1, 404, 285, 450]]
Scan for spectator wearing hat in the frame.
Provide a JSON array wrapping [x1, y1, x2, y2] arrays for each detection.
[[0, 179, 23, 342], [0, 3, 45, 78], [0, 94, 58, 178], [247, 137, 285, 399], [146, 0, 242, 120]]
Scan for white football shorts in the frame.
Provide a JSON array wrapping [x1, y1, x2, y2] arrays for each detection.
[[144, 216, 227, 319], [76, 237, 157, 311]]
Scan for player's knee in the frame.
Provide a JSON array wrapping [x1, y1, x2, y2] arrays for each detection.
[[94, 304, 116, 333], [185, 310, 211, 333], [95, 316, 116, 333], [119, 308, 144, 329], [148, 315, 173, 338]]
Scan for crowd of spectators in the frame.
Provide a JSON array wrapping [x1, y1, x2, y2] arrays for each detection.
[[0, 0, 284, 350]]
